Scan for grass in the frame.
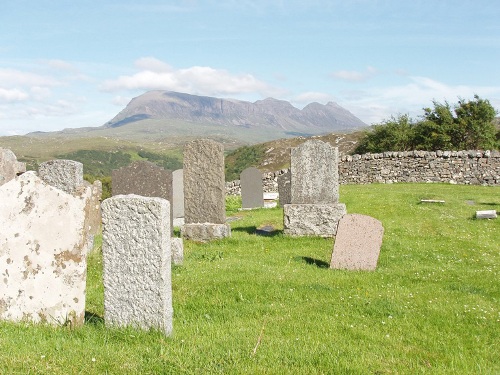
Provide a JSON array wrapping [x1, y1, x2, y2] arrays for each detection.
[[1, 183, 499, 374]]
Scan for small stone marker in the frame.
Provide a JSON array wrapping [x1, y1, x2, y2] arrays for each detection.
[[330, 214, 384, 271], [420, 199, 445, 204], [283, 140, 346, 237], [102, 195, 173, 335], [38, 159, 84, 194], [0, 172, 88, 326], [182, 139, 230, 241], [0, 148, 26, 186], [476, 210, 497, 219], [240, 167, 264, 209]]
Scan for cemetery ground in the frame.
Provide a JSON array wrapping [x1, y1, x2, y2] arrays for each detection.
[[1, 183, 499, 374]]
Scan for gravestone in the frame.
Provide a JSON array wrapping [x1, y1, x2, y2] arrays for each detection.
[[0, 172, 88, 326], [0, 148, 26, 186], [283, 140, 346, 237], [39, 159, 101, 247], [182, 139, 230, 241], [38, 159, 83, 194], [277, 170, 291, 206], [330, 214, 384, 270], [172, 169, 184, 219], [171, 238, 184, 265], [240, 167, 264, 209], [112, 160, 173, 231], [101, 195, 173, 336]]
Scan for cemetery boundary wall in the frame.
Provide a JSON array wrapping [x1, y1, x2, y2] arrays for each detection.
[[225, 150, 500, 195]]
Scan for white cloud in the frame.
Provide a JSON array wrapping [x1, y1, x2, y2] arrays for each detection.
[[331, 66, 377, 82], [338, 76, 500, 125], [0, 88, 29, 102], [100, 58, 284, 98], [0, 68, 60, 88]]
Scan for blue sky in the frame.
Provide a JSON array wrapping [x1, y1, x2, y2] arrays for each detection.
[[1, 0, 499, 136]]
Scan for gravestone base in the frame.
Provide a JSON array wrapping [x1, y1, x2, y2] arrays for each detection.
[[171, 238, 184, 265], [283, 203, 347, 237], [181, 223, 231, 242]]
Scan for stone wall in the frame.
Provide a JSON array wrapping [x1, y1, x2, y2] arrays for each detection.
[[225, 150, 500, 195]]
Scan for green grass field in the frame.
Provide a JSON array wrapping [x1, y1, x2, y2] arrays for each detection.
[[1, 183, 499, 374]]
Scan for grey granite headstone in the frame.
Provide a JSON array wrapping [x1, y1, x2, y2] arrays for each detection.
[[240, 167, 264, 209], [101, 195, 173, 336], [38, 159, 83, 195], [0, 148, 26, 186], [112, 161, 173, 231], [330, 214, 384, 270], [283, 140, 346, 237], [291, 140, 339, 204], [172, 169, 184, 219], [182, 139, 230, 241], [0, 172, 88, 326], [277, 170, 291, 206]]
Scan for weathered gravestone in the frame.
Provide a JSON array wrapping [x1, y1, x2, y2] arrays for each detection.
[[172, 169, 184, 219], [112, 160, 173, 227], [0, 148, 26, 186], [39, 159, 83, 195], [0, 172, 88, 326], [277, 170, 291, 206], [283, 140, 346, 237], [39, 159, 102, 243], [330, 214, 384, 271], [101, 195, 173, 335], [240, 167, 264, 209], [182, 139, 231, 241]]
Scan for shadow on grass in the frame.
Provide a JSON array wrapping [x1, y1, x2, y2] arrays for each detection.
[[85, 311, 104, 325], [300, 256, 330, 268], [231, 226, 283, 237]]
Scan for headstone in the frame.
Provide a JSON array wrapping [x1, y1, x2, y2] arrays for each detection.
[[0, 148, 26, 186], [38, 159, 83, 195], [172, 169, 184, 219], [476, 210, 497, 219], [240, 167, 264, 209], [277, 170, 291, 206], [171, 238, 184, 265], [182, 139, 231, 241], [112, 160, 173, 231], [0, 172, 88, 326], [330, 214, 384, 271], [101, 195, 173, 335], [283, 140, 346, 237]]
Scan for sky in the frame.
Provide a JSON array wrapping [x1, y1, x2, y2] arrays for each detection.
[[1, 0, 499, 136]]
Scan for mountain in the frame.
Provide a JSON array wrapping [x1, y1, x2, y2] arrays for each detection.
[[102, 90, 366, 137]]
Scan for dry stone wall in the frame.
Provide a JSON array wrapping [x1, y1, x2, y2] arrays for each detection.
[[225, 150, 500, 195]]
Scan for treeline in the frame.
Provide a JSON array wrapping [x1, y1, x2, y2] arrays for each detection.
[[355, 95, 499, 154], [225, 145, 266, 181]]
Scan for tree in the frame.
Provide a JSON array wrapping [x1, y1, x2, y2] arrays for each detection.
[[354, 114, 417, 154]]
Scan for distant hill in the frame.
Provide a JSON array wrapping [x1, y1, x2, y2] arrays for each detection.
[[102, 91, 367, 139]]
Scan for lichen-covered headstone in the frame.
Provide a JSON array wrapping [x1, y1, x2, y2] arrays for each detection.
[[330, 214, 384, 270], [102, 195, 173, 335], [0, 172, 88, 326], [240, 167, 264, 209], [283, 140, 346, 237], [0, 148, 26, 186], [182, 139, 230, 241]]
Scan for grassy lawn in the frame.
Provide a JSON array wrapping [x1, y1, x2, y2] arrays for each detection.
[[1, 183, 498, 374]]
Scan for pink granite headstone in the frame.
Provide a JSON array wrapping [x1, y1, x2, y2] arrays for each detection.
[[330, 214, 384, 271]]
